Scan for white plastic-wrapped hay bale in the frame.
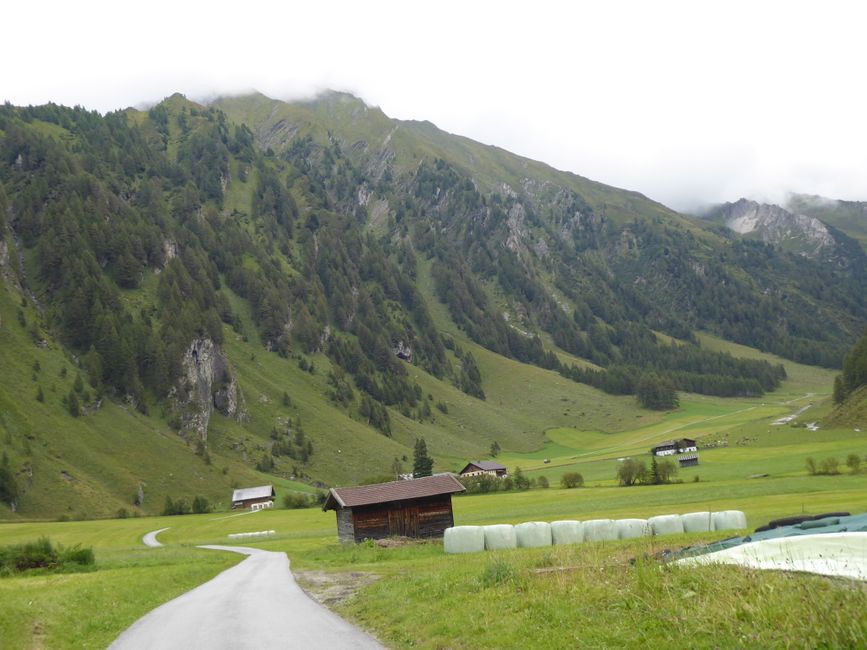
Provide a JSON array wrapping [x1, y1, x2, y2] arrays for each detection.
[[444, 526, 485, 554], [515, 521, 552, 548], [712, 510, 747, 531], [648, 514, 684, 536], [583, 519, 618, 542], [484, 524, 517, 550], [681, 511, 713, 533], [617, 518, 650, 539], [551, 520, 584, 546]]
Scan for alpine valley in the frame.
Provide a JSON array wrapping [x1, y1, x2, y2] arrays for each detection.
[[1, 91, 865, 519]]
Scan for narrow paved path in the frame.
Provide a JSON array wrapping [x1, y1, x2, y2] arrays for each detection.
[[142, 527, 169, 548], [110, 545, 384, 650]]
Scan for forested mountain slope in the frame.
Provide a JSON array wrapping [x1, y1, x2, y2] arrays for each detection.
[[786, 193, 867, 252], [216, 92, 867, 368], [0, 92, 864, 518], [826, 328, 867, 427]]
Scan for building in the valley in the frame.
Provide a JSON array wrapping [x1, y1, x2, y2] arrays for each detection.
[[231, 485, 276, 510], [322, 474, 465, 543], [651, 438, 697, 456], [678, 453, 700, 468], [458, 460, 508, 478]]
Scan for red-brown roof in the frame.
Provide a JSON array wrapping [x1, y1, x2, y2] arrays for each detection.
[[323, 474, 465, 511]]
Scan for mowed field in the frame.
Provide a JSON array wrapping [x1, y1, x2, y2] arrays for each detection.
[[1, 335, 866, 648]]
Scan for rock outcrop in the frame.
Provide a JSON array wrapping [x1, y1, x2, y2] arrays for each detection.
[[714, 199, 834, 258], [392, 340, 413, 362], [171, 338, 245, 439]]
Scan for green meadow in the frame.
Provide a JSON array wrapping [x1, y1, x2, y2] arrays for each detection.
[[2, 292, 866, 647], [2, 429, 866, 650]]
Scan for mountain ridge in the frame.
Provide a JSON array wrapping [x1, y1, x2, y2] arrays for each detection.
[[0, 91, 864, 518]]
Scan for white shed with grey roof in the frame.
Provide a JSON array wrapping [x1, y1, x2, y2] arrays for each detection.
[[231, 485, 276, 510]]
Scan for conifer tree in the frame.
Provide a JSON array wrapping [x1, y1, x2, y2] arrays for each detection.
[[412, 438, 433, 478]]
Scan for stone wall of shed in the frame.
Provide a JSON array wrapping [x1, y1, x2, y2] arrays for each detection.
[[336, 508, 355, 543]]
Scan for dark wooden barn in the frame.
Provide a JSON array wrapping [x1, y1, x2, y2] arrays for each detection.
[[323, 474, 466, 543]]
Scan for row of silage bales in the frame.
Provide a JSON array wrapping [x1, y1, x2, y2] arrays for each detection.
[[227, 530, 276, 539], [516, 521, 552, 548], [551, 520, 583, 545], [712, 510, 747, 531], [583, 519, 619, 542], [648, 514, 685, 536], [444, 524, 519, 553], [444, 510, 747, 554], [681, 511, 713, 533], [484, 524, 517, 550], [617, 518, 650, 539], [444, 525, 486, 554]]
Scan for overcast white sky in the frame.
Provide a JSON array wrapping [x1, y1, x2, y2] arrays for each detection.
[[5, 1, 867, 211]]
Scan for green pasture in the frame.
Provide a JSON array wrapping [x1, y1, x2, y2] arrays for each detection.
[[2, 280, 865, 647], [0, 544, 238, 649], [2, 447, 867, 649], [3, 465, 867, 649]]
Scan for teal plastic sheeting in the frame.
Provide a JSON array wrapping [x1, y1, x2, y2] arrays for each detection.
[[673, 512, 867, 562]]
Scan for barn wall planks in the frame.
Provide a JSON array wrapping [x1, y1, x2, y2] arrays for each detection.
[[338, 495, 456, 543]]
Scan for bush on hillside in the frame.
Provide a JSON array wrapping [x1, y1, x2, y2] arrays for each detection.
[[649, 457, 678, 484], [162, 496, 191, 516], [0, 452, 19, 507], [819, 457, 840, 475], [283, 492, 320, 509], [560, 472, 584, 489], [460, 474, 497, 494], [617, 459, 648, 486], [192, 495, 211, 514]]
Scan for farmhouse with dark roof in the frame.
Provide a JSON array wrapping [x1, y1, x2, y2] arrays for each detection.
[[458, 460, 508, 478]]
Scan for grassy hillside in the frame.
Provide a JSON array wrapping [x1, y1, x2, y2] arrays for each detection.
[[1, 95, 864, 522], [0, 281, 317, 520], [824, 385, 867, 428], [0, 261, 669, 519]]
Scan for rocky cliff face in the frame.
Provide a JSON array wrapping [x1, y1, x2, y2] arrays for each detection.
[[717, 199, 834, 257], [171, 338, 245, 439]]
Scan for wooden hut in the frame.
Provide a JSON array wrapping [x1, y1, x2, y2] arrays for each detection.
[[322, 474, 465, 543]]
